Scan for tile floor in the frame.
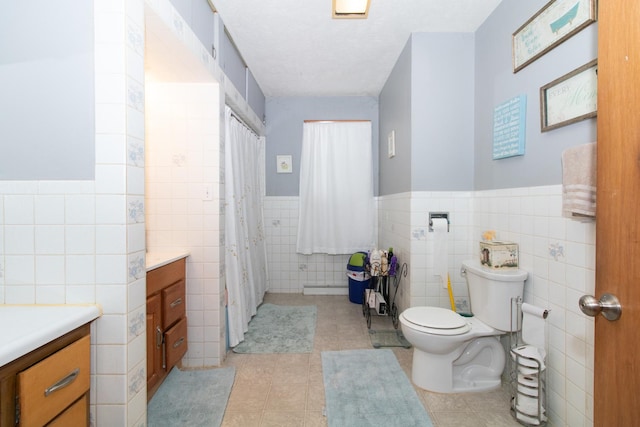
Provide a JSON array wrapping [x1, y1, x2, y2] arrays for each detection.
[[220, 293, 521, 427]]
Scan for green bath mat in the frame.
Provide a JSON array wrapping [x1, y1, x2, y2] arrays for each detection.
[[232, 303, 317, 353], [369, 329, 411, 349], [148, 367, 235, 427], [322, 349, 433, 427]]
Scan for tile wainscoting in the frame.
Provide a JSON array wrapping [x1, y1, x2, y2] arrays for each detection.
[[265, 185, 594, 427]]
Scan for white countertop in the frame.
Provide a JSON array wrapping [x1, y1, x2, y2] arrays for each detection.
[[146, 251, 190, 271], [0, 304, 102, 367]]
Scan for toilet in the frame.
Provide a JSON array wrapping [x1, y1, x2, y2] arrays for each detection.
[[399, 259, 528, 393]]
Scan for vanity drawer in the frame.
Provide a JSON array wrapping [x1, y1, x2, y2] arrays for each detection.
[[165, 317, 188, 369], [47, 394, 88, 426], [17, 335, 90, 427], [162, 279, 186, 329], [147, 257, 186, 296]]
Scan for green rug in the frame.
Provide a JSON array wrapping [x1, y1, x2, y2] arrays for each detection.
[[322, 349, 433, 427], [147, 367, 235, 427], [232, 303, 317, 353], [369, 329, 412, 349]]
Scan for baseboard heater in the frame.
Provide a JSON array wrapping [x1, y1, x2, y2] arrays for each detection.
[[303, 283, 348, 296]]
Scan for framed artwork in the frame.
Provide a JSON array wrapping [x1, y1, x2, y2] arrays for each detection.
[[276, 155, 292, 173], [540, 59, 597, 132], [387, 130, 396, 158], [493, 95, 527, 160], [513, 0, 597, 72]]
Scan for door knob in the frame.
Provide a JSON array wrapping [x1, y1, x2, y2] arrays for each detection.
[[579, 293, 622, 321]]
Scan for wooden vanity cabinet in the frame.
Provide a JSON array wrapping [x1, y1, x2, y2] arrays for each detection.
[[146, 293, 163, 395], [0, 325, 91, 427], [146, 257, 188, 401]]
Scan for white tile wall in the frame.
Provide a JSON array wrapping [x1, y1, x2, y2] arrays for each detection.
[[0, 1, 148, 425], [145, 81, 224, 368], [473, 186, 595, 427], [0, 0, 227, 425], [267, 186, 594, 427], [2, 0, 594, 424], [264, 197, 357, 293], [377, 193, 412, 310]]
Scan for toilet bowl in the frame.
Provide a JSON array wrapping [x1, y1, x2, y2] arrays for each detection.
[[400, 259, 527, 393]]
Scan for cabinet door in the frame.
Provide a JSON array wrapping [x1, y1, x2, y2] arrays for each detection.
[[146, 293, 163, 395]]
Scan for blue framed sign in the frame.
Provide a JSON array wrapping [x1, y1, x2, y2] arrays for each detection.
[[493, 95, 527, 160]]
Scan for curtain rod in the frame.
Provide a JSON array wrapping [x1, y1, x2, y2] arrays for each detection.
[[227, 106, 259, 137], [303, 120, 370, 123]]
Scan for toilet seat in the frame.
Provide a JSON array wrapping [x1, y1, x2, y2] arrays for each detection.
[[402, 307, 471, 336]]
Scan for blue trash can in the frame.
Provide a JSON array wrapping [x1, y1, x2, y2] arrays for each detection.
[[347, 252, 370, 304]]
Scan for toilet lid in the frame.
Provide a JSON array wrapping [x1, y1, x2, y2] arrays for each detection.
[[402, 307, 470, 335]]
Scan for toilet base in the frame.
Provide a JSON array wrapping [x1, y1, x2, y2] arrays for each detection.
[[411, 336, 506, 393], [452, 377, 502, 393], [411, 348, 459, 393]]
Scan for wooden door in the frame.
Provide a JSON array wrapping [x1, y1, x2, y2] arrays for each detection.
[[594, 1, 640, 425]]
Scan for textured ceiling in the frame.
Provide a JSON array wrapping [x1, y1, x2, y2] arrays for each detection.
[[212, 0, 502, 97]]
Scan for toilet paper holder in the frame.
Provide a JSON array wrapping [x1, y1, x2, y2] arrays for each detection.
[[429, 212, 449, 232]]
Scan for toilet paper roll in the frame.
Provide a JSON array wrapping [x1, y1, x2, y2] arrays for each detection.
[[432, 218, 449, 288], [521, 303, 549, 349]]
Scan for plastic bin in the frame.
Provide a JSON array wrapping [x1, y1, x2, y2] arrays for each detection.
[[347, 252, 370, 304]]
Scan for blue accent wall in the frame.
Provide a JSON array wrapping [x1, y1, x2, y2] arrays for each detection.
[[265, 97, 379, 196], [0, 0, 95, 180], [411, 32, 475, 192], [379, 39, 412, 195], [379, 32, 475, 194], [473, 0, 597, 190], [265, 0, 597, 195], [247, 69, 265, 122]]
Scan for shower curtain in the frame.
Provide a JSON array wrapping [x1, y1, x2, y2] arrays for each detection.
[[296, 121, 375, 254], [224, 106, 268, 348]]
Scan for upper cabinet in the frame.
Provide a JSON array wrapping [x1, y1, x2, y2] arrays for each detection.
[[247, 68, 266, 123], [169, 0, 216, 54], [220, 25, 247, 97], [217, 13, 266, 123], [169, 0, 266, 124]]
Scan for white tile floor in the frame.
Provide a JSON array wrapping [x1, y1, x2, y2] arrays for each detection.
[[220, 293, 522, 427]]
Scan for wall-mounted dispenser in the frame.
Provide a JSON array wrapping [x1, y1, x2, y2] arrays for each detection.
[[429, 212, 449, 232]]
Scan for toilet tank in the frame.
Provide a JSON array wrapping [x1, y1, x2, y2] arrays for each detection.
[[461, 259, 527, 332]]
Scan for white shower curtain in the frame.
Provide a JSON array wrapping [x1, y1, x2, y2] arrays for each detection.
[[296, 121, 375, 254], [224, 106, 268, 348]]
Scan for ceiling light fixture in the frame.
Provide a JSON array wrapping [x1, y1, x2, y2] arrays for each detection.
[[332, 0, 370, 19]]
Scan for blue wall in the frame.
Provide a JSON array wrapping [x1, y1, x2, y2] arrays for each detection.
[[411, 32, 475, 192], [0, 0, 95, 180], [265, 97, 379, 196], [473, 0, 597, 190], [379, 32, 475, 195], [379, 39, 412, 196], [170, 0, 215, 52], [265, 0, 598, 196], [171, 2, 266, 123], [247, 68, 265, 122]]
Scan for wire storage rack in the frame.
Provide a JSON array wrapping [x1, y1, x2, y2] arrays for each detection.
[[361, 249, 407, 329], [509, 297, 548, 426]]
